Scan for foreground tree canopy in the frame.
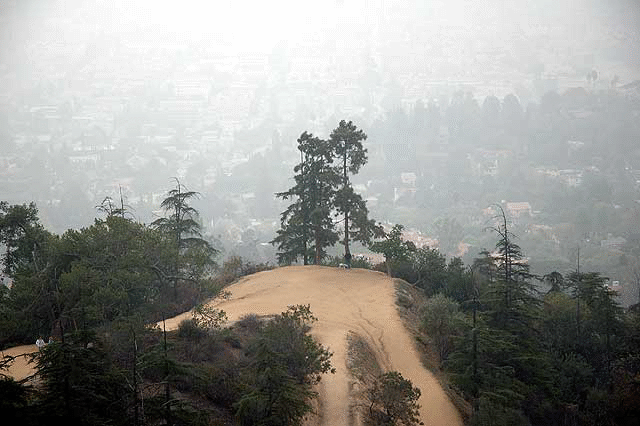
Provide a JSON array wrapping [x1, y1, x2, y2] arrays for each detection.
[[0, 181, 218, 345]]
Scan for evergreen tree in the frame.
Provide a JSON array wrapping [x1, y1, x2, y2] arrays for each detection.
[[485, 205, 539, 332], [152, 179, 217, 300], [272, 132, 339, 265], [566, 271, 624, 374], [234, 306, 333, 426], [329, 120, 380, 267], [273, 126, 380, 266], [35, 338, 130, 426], [0, 202, 51, 276]]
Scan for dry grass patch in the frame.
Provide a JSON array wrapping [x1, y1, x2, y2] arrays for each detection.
[[346, 331, 383, 426]]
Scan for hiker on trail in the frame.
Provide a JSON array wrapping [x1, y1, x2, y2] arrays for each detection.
[[36, 337, 45, 351]]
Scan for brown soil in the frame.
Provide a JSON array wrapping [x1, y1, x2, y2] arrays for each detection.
[[2, 344, 38, 381]]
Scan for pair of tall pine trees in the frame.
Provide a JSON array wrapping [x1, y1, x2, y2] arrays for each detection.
[[272, 120, 383, 266]]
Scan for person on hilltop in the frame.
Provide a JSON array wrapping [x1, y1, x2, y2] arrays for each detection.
[[36, 336, 45, 351]]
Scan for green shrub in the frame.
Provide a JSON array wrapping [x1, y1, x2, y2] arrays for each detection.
[[365, 371, 423, 426], [178, 318, 207, 340], [234, 305, 334, 426], [324, 255, 373, 269], [193, 305, 228, 331], [236, 314, 263, 333], [217, 256, 275, 286]]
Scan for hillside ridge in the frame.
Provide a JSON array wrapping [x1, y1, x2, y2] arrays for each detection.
[[4, 265, 462, 426]]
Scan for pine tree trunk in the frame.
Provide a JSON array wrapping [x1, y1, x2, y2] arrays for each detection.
[[343, 150, 351, 267], [163, 314, 172, 425], [302, 150, 309, 265], [315, 225, 322, 265], [133, 331, 139, 426]]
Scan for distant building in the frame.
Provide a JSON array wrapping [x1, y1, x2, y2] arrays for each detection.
[[601, 236, 627, 251], [559, 169, 583, 187], [506, 202, 532, 218], [400, 172, 417, 188]]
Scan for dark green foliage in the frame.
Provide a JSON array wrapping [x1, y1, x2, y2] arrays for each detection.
[[234, 348, 315, 426], [441, 209, 640, 425], [443, 257, 474, 304], [234, 305, 333, 426], [273, 122, 381, 266], [410, 246, 447, 294], [272, 132, 339, 265], [0, 377, 35, 425], [177, 318, 208, 341], [35, 339, 131, 426], [370, 224, 416, 277], [472, 393, 530, 426], [324, 254, 373, 269], [421, 294, 465, 362], [0, 201, 51, 276], [0, 193, 220, 347], [365, 371, 422, 426], [152, 179, 218, 301]]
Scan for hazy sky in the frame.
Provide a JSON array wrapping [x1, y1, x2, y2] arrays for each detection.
[[3, 0, 639, 54], [0, 0, 638, 97]]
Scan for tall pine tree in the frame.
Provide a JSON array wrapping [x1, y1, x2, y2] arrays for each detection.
[[152, 179, 216, 300], [272, 132, 339, 264], [329, 120, 380, 267], [273, 123, 380, 266]]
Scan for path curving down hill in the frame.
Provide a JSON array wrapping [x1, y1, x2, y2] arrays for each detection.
[[165, 266, 462, 426], [4, 266, 462, 426]]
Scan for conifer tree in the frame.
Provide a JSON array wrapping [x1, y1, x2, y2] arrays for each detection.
[[485, 205, 539, 332], [329, 120, 380, 266], [273, 123, 380, 266], [272, 132, 339, 264], [152, 179, 216, 300]]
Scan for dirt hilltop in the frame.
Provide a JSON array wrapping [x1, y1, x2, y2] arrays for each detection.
[[164, 265, 462, 426], [4, 265, 463, 426]]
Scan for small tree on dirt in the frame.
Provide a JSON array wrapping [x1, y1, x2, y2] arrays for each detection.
[[366, 371, 423, 426], [192, 304, 228, 331], [370, 224, 416, 277]]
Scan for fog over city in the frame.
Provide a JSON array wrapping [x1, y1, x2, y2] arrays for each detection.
[[2, 0, 640, 303]]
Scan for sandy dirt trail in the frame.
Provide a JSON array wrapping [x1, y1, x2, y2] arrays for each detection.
[[164, 266, 462, 426], [4, 266, 462, 426], [2, 344, 38, 381]]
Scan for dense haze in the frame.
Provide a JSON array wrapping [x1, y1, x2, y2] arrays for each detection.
[[1, 0, 640, 303]]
